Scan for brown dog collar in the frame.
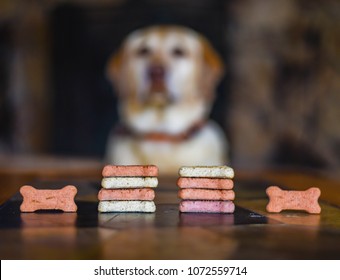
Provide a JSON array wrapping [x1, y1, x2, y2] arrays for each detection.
[[116, 121, 206, 143]]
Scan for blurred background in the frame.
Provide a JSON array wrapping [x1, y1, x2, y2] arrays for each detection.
[[0, 0, 340, 173]]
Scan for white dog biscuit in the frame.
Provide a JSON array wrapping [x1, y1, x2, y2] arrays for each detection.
[[101, 177, 158, 188], [179, 166, 234, 179], [98, 201, 156, 213]]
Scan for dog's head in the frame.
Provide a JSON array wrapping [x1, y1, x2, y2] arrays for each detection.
[[107, 25, 224, 135]]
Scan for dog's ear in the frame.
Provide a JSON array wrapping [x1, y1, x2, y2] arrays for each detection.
[[106, 48, 124, 92], [201, 38, 224, 99]]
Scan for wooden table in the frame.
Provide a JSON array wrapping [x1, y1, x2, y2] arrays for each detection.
[[1, 155, 340, 259]]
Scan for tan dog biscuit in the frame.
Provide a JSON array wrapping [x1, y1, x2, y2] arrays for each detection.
[[266, 186, 321, 214], [102, 165, 158, 177], [20, 185, 77, 212], [178, 189, 235, 201], [101, 177, 158, 188], [98, 188, 155, 201], [177, 177, 233, 189], [179, 166, 234, 178]]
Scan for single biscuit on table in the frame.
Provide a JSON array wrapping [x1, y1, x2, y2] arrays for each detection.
[[266, 186, 321, 214], [98, 188, 155, 201], [102, 165, 158, 177], [178, 189, 235, 201], [20, 185, 77, 212], [179, 200, 235, 213], [177, 177, 234, 189], [179, 166, 234, 179], [98, 201, 156, 213], [101, 177, 158, 189]]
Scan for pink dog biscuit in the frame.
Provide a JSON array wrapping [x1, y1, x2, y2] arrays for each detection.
[[98, 188, 155, 201], [102, 165, 158, 177], [20, 185, 77, 212], [266, 186, 321, 214], [178, 189, 235, 201], [177, 178, 233, 189], [179, 200, 235, 213]]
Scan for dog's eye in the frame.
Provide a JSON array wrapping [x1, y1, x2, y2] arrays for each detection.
[[136, 46, 151, 57], [171, 47, 186, 58]]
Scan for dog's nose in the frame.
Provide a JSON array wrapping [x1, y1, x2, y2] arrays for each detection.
[[148, 65, 165, 81]]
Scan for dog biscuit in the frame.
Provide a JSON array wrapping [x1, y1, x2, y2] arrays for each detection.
[[101, 177, 158, 188], [179, 166, 234, 178], [98, 188, 155, 201], [266, 186, 321, 214], [177, 177, 233, 189], [98, 201, 156, 213], [179, 200, 235, 213], [178, 189, 235, 201], [20, 185, 77, 212], [102, 165, 158, 177]]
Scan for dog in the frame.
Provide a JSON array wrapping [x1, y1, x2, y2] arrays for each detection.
[[105, 25, 228, 175]]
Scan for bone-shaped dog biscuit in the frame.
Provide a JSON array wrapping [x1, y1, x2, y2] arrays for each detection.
[[266, 186, 321, 214], [20, 185, 77, 212], [102, 165, 158, 177], [179, 166, 234, 179]]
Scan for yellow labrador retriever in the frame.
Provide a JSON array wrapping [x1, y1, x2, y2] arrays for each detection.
[[105, 25, 228, 175]]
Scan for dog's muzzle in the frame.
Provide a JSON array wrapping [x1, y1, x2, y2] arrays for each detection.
[[148, 64, 166, 92], [145, 64, 173, 106], [148, 64, 165, 83]]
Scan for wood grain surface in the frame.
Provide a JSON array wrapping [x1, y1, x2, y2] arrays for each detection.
[[1, 156, 340, 259]]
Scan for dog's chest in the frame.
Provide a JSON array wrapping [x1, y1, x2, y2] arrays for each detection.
[[115, 123, 225, 170]]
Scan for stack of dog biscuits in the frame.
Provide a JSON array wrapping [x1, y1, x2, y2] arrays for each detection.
[[98, 165, 158, 213], [177, 166, 235, 213]]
